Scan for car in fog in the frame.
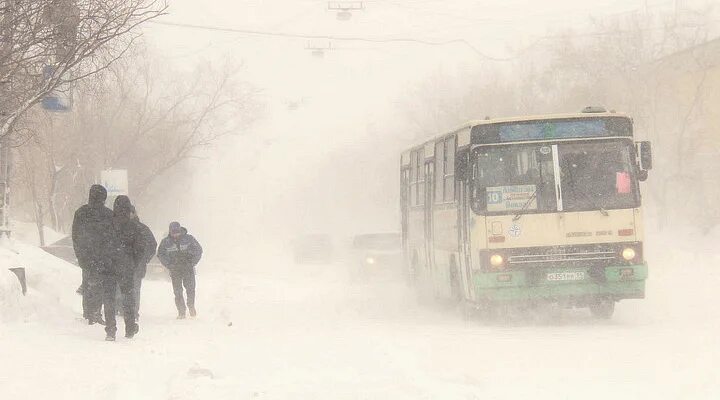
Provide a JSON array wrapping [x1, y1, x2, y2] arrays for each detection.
[[293, 234, 334, 264], [350, 232, 402, 278]]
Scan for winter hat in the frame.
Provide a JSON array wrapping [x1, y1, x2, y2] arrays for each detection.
[[113, 195, 133, 216], [169, 221, 182, 234], [88, 185, 107, 204]]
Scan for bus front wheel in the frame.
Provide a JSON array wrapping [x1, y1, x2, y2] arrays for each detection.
[[589, 298, 615, 319]]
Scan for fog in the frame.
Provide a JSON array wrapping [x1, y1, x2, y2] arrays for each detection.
[[147, 0, 720, 253], [2, 0, 720, 399]]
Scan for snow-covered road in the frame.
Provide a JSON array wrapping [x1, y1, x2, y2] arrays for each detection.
[[1, 236, 719, 399]]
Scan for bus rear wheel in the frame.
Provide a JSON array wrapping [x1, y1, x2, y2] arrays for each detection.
[[589, 298, 615, 319]]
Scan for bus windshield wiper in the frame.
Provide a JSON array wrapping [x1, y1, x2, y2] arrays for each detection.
[[568, 184, 609, 216], [512, 188, 538, 221]]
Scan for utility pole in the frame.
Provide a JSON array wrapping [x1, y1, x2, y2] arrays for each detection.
[[46, 0, 80, 61], [43, 0, 79, 111], [0, 1, 16, 235], [0, 138, 10, 234], [0, 1, 80, 237]]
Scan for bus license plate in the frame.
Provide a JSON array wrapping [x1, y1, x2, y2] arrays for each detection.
[[547, 271, 586, 281]]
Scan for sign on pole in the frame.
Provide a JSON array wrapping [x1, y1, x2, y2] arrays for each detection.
[[41, 65, 73, 112], [100, 169, 128, 197]]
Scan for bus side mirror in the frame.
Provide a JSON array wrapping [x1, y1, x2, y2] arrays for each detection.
[[455, 150, 469, 181], [638, 141, 652, 171], [637, 170, 648, 182]]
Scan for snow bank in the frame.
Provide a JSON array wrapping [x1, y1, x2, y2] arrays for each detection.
[[0, 238, 79, 324]]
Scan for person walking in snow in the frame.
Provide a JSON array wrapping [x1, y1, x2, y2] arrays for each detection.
[[157, 221, 203, 319], [100, 195, 144, 341], [129, 205, 157, 319], [71, 185, 114, 326]]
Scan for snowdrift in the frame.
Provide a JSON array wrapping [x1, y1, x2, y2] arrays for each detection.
[[0, 230, 79, 324]]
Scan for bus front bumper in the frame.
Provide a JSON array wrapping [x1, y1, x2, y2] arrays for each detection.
[[472, 263, 647, 303]]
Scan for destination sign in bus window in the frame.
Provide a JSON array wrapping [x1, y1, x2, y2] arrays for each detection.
[[474, 117, 632, 143], [486, 185, 537, 212]]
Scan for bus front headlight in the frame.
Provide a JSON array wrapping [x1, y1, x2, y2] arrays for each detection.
[[490, 254, 505, 269], [622, 247, 636, 261]]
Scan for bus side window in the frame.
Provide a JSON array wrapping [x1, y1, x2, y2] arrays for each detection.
[[435, 141, 444, 203], [416, 149, 425, 206], [401, 168, 410, 206], [409, 150, 417, 206], [444, 136, 456, 202]]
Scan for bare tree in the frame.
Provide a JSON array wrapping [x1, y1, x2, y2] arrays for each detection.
[[0, 0, 167, 142], [15, 134, 49, 244], [84, 51, 260, 199], [10, 47, 259, 237]]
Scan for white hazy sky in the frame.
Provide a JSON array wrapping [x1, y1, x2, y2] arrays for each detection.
[[146, 1, 704, 53], [141, 0, 718, 244], [144, 0, 716, 112]]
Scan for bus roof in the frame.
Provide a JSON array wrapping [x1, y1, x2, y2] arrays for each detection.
[[462, 111, 630, 129], [401, 111, 631, 164]]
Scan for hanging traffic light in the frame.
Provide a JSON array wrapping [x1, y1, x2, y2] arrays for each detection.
[[327, 1, 364, 21], [305, 41, 332, 58]]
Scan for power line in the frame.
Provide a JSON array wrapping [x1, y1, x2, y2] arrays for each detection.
[[147, 16, 720, 64], [147, 20, 515, 62]]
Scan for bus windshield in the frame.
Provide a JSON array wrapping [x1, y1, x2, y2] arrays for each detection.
[[471, 140, 639, 215], [559, 141, 639, 212]]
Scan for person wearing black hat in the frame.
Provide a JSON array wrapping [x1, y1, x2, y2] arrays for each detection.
[[100, 195, 143, 341], [157, 221, 203, 319], [71, 185, 115, 326]]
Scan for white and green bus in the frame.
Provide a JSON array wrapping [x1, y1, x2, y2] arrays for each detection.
[[400, 108, 652, 318]]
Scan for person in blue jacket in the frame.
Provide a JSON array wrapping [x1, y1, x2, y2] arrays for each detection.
[[157, 221, 203, 319]]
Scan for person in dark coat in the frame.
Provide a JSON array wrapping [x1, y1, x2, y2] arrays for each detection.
[[71, 185, 114, 325], [129, 206, 157, 318], [101, 195, 143, 341], [157, 221, 203, 319]]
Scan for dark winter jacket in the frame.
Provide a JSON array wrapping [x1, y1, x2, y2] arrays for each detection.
[[109, 196, 144, 276], [134, 219, 157, 279], [157, 227, 203, 272], [71, 185, 116, 270]]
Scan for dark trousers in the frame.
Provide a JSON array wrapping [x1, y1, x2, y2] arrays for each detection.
[[170, 268, 196, 315], [133, 271, 143, 316], [116, 270, 144, 317], [81, 267, 102, 319], [101, 270, 136, 336]]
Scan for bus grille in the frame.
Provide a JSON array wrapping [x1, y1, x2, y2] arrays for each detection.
[[505, 244, 629, 269], [509, 251, 615, 265]]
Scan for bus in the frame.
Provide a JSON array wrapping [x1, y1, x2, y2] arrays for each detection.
[[400, 108, 652, 318]]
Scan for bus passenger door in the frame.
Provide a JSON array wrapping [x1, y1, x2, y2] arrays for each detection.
[[457, 179, 473, 300], [424, 161, 435, 292], [400, 167, 410, 273], [457, 152, 473, 301]]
